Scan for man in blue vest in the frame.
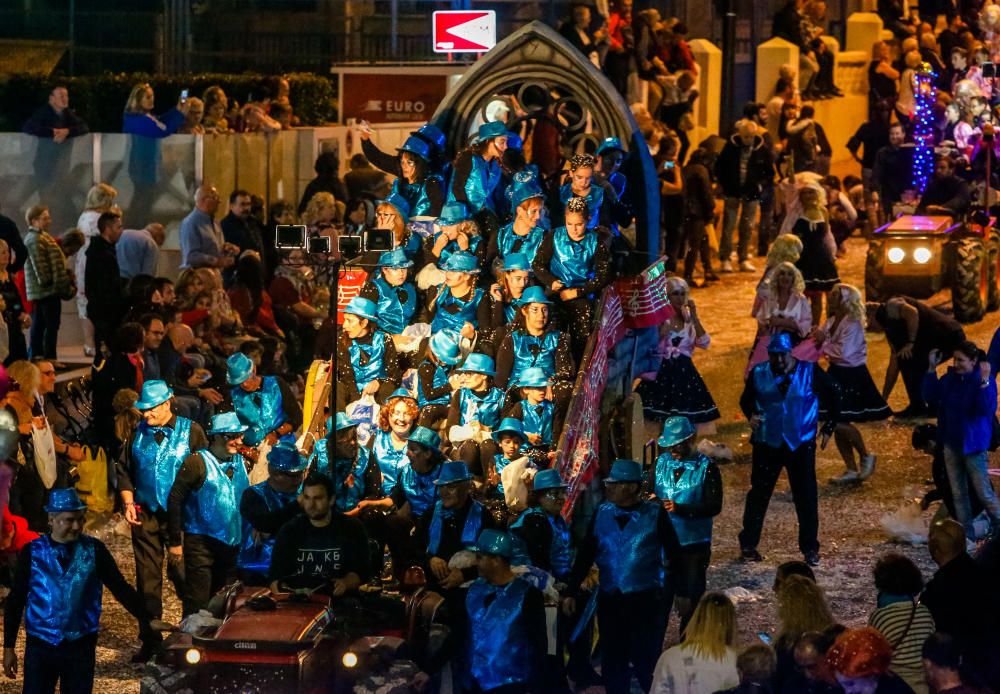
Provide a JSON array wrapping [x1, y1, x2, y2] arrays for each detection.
[[466, 529, 547, 694], [654, 416, 723, 634], [166, 412, 251, 616], [117, 379, 207, 661], [226, 352, 301, 449], [566, 459, 682, 694], [3, 489, 162, 692], [237, 441, 307, 584], [427, 461, 490, 592], [334, 296, 400, 411], [739, 332, 840, 567]]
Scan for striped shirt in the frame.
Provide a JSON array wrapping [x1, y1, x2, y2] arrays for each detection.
[[869, 601, 936, 694]]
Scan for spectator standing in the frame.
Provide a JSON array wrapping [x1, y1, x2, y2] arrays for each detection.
[[871, 123, 910, 223], [117, 223, 165, 280], [220, 190, 263, 256], [179, 186, 235, 272], [0, 205, 26, 275], [846, 105, 891, 226], [0, 240, 28, 364], [657, 133, 685, 269], [75, 183, 118, 358], [84, 212, 127, 353], [715, 120, 773, 273], [869, 41, 901, 117], [201, 86, 230, 134], [122, 83, 186, 138], [559, 2, 604, 67], [21, 85, 89, 142], [603, 0, 634, 97], [650, 592, 740, 694], [343, 155, 388, 202], [297, 152, 348, 215], [23, 206, 69, 361], [178, 97, 205, 135], [680, 148, 718, 285]]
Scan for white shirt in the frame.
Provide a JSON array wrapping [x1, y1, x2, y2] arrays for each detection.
[[820, 315, 867, 367], [650, 645, 739, 694], [755, 287, 813, 338]]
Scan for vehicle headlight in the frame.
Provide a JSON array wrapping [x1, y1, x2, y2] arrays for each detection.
[[342, 651, 359, 668], [184, 648, 202, 665], [887, 247, 906, 263], [913, 246, 932, 264]]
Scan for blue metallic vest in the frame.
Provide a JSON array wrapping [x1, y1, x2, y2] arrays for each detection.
[[372, 429, 409, 495], [511, 329, 560, 378], [504, 301, 517, 323], [448, 154, 501, 212], [231, 376, 287, 447], [237, 482, 298, 573], [609, 171, 626, 200], [372, 276, 417, 335], [417, 360, 450, 408], [392, 174, 444, 218], [550, 226, 598, 289], [497, 223, 546, 265], [132, 417, 193, 513], [511, 506, 573, 580], [431, 285, 484, 333], [427, 499, 483, 556], [466, 577, 535, 690], [594, 501, 664, 594], [434, 232, 482, 266], [654, 453, 713, 546], [185, 451, 248, 547], [314, 440, 370, 513], [519, 399, 554, 446], [25, 535, 103, 645], [493, 453, 521, 494], [750, 361, 819, 451], [348, 331, 389, 390], [399, 463, 440, 517], [560, 182, 604, 230], [457, 387, 505, 429]]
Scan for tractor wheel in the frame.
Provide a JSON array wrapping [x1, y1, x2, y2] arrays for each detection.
[[987, 234, 1000, 312], [865, 239, 885, 302], [952, 236, 989, 323]]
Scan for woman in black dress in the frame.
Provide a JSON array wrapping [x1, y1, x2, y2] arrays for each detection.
[[791, 183, 839, 326], [0, 240, 28, 364]]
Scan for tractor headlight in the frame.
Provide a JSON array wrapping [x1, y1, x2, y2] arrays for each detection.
[[184, 648, 202, 665], [342, 651, 359, 668], [913, 246, 932, 264], [887, 247, 906, 264]]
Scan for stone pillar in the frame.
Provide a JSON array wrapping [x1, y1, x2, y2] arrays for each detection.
[[689, 39, 722, 136], [756, 37, 799, 103], [846, 12, 884, 54]]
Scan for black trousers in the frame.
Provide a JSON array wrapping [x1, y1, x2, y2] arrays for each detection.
[[597, 588, 666, 694], [384, 511, 426, 581], [739, 442, 820, 555], [131, 508, 183, 620], [417, 404, 449, 429], [898, 349, 930, 413], [28, 295, 61, 360], [23, 633, 97, 694], [181, 534, 238, 616], [682, 217, 713, 278], [663, 541, 711, 636]]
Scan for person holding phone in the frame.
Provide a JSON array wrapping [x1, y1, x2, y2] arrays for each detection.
[[922, 341, 1000, 540], [738, 332, 840, 567]]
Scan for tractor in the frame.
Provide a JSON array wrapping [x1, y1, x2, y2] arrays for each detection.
[[864, 212, 1000, 323]]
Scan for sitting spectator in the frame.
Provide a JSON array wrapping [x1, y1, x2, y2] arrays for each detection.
[[825, 627, 916, 693], [23, 206, 70, 361], [785, 630, 842, 693], [916, 156, 971, 218], [716, 644, 777, 694], [298, 152, 349, 215], [344, 154, 389, 202], [117, 223, 165, 280], [22, 85, 88, 141], [877, 0, 917, 38], [300, 192, 344, 259], [228, 253, 283, 339], [650, 592, 740, 693], [921, 633, 976, 694], [869, 41, 900, 117], [178, 96, 205, 134], [180, 185, 237, 271], [122, 83, 186, 138], [773, 574, 836, 689], [202, 86, 229, 134]]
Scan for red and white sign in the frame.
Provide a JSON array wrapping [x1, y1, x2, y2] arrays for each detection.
[[341, 73, 448, 123], [432, 10, 496, 54]]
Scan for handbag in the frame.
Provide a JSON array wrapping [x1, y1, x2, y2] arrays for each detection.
[[30, 417, 57, 490]]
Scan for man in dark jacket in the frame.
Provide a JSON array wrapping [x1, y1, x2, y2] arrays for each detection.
[[22, 86, 89, 142], [715, 120, 774, 273], [84, 211, 127, 352], [872, 122, 911, 223], [681, 148, 718, 286], [916, 155, 972, 218]]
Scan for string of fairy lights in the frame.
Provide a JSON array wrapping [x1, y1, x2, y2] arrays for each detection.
[[911, 63, 937, 193]]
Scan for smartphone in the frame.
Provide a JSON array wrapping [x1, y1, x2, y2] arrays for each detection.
[[757, 632, 772, 645], [663, 160, 675, 170], [180, 89, 189, 103]]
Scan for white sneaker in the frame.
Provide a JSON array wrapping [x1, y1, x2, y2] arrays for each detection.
[[739, 259, 757, 272], [860, 454, 876, 480], [830, 470, 861, 484], [719, 260, 734, 272]]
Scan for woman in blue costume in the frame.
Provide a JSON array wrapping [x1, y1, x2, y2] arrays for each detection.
[[367, 389, 419, 496], [555, 153, 611, 230], [444, 353, 506, 477], [427, 201, 486, 270], [426, 251, 501, 352], [390, 135, 445, 218], [491, 253, 533, 332], [414, 329, 461, 429], [486, 171, 549, 273], [373, 191, 423, 262], [358, 248, 419, 336], [448, 120, 508, 239]]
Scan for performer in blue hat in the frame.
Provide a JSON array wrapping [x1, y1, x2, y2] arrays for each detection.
[[118, 379, 208, 658], [488, 418, 529, 496], [369, 388, 419, 495], [491, 253, 534, 325], [335, 296, 401, 410], [428, 251, 498, 341], [566, 459, 683, 694], [557, 153, 610, 230], [653, 416, 723, 634], [311, 413, 380, 515], [466, 529, 547, 693], [532, 195, 611, 359], [227, 352, 301, 448], [415, 329, 460, 428], [428, 201, 485, 267], [166, 411, 251, 616], [388, 136, 446, 218], [447, 120, 507, 214], [360, 120, 450, 182], [446, 353, 505, 476], [507, 367, 559, 452], [739, 331, 840, 567], [236, 440, 308, 584], [595, 136, 634, 232], [358, 249, 419, 337], [426, 461, 490, 591], [3, 489, 163, 688], [486, 171, 549, 272]]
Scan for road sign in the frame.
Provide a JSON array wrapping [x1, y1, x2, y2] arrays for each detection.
[[432, 10, 496, 54]]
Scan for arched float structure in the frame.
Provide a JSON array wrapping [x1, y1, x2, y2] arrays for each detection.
[[431, 20, 660, 264]]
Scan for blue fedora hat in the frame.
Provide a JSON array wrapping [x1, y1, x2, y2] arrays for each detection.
[[438, 201, 470, 227], [208, 411, 248, 436], [606, 459, 643, 483], [387, 387, 417, 403], [378, 248, 414, 269], [435, 460, 473, 486], [268, 441, 308, 473], [478, 120, 508, 142], [415, 123, 447, 151], [658, 416, 696, 448], [429, 329, 462, 366], [226, 352, 255, 386], [439, 251, 480, 274], [135, 379, 173, 411], [379, 192, 411, 225], [518, 285, 552, 306], [767, 332, 794, 354], [335, 412, 358, 432], [456, 353, 495, 376], [493, 417, 526, 442], [509, 180, 545, 209], [474, 528, 514, 558], [408, 425, 441, 454], [344, 296, 380, 323], [514, 367, 551, 389], [398, 135, 431, 162], [532, 468, 567, 491], [501, 253, 531, 273], [596, 136, 626, 156], [45, 488, 87, 513], [506, 131, 524, 150]]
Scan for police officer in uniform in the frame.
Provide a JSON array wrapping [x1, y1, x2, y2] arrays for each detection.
[[654, 416, 723, 634], [566, 459, 682, 694], [226, 352, 301, 450], [117, 379, 207, 659], [166, 412, 251, 616], [739, 332, 840, 566]]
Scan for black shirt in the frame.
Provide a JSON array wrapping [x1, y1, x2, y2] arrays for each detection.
[[0, 214, 27, 273], [166, 449, 247, 546], [22, 104, 89, 139], [877, 297, 965, 355], [84, 235, 126, 327], [268, 513, 372, 590], [916, 175, 971, 217], [847, 121, 890, 170]]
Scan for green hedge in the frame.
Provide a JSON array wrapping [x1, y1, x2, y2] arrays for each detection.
[[0, 71, 338, 132]]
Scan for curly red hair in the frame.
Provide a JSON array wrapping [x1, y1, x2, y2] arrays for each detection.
[[377, 396, 419, 432], [825, 627, 893, 678]]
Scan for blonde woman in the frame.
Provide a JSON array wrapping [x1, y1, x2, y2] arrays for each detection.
[[773, 574, 836, 685], [301, 192, 344, 259], [202, 86, 230, 133], [74, 183, 117, 356], [746, 261, 812, 376], [791, 182, 839, 325], [122, 83, 186, 137], [650, 593, 739, 694], [5, 360, 50, 530], [813, 283, 890, 483]]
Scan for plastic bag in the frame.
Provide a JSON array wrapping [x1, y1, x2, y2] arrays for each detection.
[[501, 457, 535, 511], [30, 420, 57, 490], [249, 440, 273, 486], [346, 395, 380, 447], [75, 446, 113, 513], [697, 439, 734, 462]]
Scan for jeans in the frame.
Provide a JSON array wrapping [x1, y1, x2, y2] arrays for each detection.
[[29, 295, 61, 360], [942, 447, 1000, 537], [720, 198, 759, 263], [23, 633, 97, 694]]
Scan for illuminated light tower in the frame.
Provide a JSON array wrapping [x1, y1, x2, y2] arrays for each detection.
[[911, 63, 937, 194]]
